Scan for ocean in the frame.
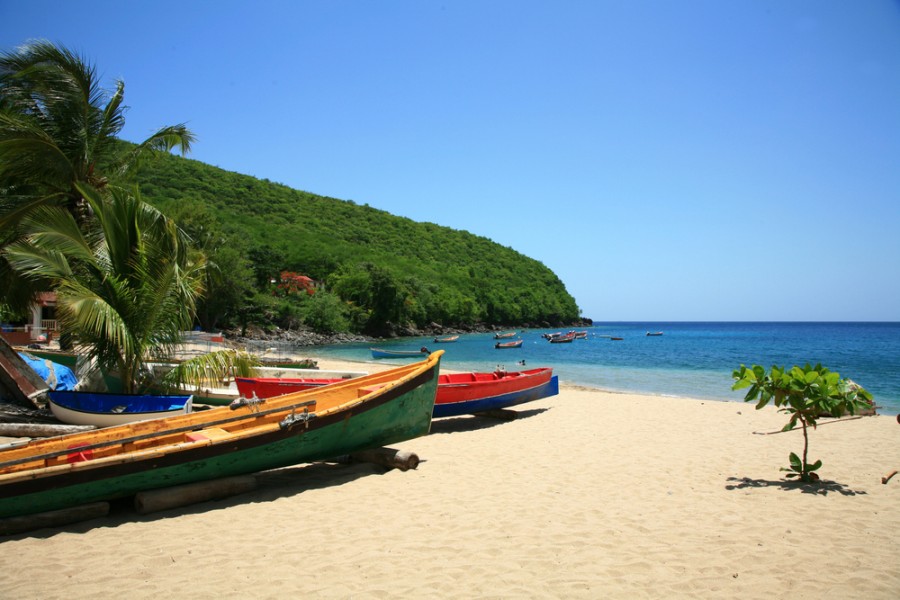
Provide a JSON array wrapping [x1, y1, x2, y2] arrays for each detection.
[[293, 322, 900, 415]]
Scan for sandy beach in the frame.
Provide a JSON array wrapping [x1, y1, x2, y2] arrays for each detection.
[[1, 355, 898, 599]]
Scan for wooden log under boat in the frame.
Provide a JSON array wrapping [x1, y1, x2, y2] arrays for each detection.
[[349, 447, 420, 471], [0, 502, 109, 535], [134, 475, 259, 514]]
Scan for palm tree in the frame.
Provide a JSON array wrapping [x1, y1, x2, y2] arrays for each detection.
[[0, 40, 195, 311], [2, 183, 206, 393]]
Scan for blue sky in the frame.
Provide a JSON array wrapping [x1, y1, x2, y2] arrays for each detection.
[[3, 1, 899, 321]]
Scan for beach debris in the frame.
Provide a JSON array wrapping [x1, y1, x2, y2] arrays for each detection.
[[882, 470, 897, 485]]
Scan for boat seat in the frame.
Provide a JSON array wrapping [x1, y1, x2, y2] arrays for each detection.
[[185, 427, 232, 443], [357, 383, 388, 398]]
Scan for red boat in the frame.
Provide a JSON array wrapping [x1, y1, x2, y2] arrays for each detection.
[[237, 367, 558, 418]]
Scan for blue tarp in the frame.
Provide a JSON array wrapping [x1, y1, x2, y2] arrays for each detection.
[[18, 352, 78, 391]]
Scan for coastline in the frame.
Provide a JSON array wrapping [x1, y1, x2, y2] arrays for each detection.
[[1, 354, 898, 598]]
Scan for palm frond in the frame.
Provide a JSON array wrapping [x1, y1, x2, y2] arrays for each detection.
[[159, 350, 260, 392]]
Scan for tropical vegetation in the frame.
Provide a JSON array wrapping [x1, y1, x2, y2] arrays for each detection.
[[137, 150, 583, 335], [4, 184, 205, 393], [0, 41, 195, 313], [0, 41, 200, 392], [732, 363, 873, 483]]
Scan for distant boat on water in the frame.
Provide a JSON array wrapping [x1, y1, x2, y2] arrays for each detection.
[[433, 335, 459, 343], [494, 339, 523, 349], [646, 331, 663, 337], [494, 332, 516, 339], [370, 347, 431, 359]]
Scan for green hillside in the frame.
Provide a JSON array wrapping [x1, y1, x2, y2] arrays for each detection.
[[136, 151, 581, 335]]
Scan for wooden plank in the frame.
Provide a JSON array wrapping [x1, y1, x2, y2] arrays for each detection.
[[0, 335, 49, 408], [0, 423, 96, 438]]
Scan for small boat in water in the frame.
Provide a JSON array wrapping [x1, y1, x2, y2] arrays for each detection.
[[549, 333, 575, 344], [48, 391, 194, 427], [493, 332, 517, 339], [433, 335, 459, 343], [495, 339, 523, 349], [0, 352, 443, 519], [646, 331, 663, 336], [370, 347, 431, 359]]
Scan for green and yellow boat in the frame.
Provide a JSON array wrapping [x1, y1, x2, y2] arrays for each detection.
[[0, 351, 442, 518]]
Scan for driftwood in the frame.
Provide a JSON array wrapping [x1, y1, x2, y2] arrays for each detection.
[[134, 475, 259, 514], [883, 470, 898, 485], [0, 422, 96, 438], [349, 447, 420, 471], [474, 408, 519, 421], [0, 502, 109, 536]]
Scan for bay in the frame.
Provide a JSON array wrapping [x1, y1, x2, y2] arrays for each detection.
[[272, 322, 900, 415]]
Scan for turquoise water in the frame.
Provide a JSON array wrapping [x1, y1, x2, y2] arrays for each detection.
[[293, 323, 900, 415]]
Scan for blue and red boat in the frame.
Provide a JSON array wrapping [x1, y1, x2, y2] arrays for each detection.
[[236, 367, 558, 418]]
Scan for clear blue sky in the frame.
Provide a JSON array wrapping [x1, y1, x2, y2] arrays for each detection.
[[3, 0, 899, 321]]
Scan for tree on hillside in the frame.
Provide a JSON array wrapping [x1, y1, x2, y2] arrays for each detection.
[[0, 40, 195, 312], [3, 184, 205, 393]]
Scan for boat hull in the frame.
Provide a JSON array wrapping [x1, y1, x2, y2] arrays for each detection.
[[433, 369, 558, 418], [0, 353, 441, 518], [235, 377, 341, 399], [48, 391, 193, 427]]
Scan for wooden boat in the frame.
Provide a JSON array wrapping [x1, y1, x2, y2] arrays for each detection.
[[610, 337, 624, 341], [0, 352, 442, 518], [493, 332, 516, 339], [433, 368, 558, 418], [549, 333, 575, 343], [494, 339, 523, 349], [569, 330, 588, 339], [48, 391, 194, 427], [236, 365, 557, 419], [433, 335, 459, 343], [370, 347, 430, 359], [646, 331, 663, 336]]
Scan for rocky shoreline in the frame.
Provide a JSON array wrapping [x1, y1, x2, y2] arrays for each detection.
[[225, 318, 592, 349]]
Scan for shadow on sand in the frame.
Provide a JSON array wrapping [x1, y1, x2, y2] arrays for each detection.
[[428, 407, 549, 435], [5, 460, 393, 539], [725, 476, 868, 497]]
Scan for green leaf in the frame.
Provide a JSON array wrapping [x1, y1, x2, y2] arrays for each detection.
[[808, 460, 822, 472], [789, 453, 802, 470]]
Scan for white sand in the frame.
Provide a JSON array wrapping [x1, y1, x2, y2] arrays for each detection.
[[1, 357, 898, 599]]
